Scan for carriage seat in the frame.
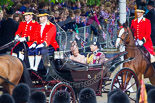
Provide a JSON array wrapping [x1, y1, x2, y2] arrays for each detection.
[[61, 59, 103, 71]]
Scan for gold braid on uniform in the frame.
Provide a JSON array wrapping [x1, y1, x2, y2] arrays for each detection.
[[86, 53, 94, 64]]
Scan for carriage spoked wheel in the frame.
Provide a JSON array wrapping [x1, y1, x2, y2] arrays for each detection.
[[49, 82, 76, 103], [110, 68, 139, 103]]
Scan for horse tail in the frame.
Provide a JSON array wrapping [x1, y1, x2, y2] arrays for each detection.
[[19, 59, 33, 88]]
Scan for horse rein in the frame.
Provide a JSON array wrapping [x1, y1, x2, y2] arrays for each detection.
[[117, 27, 140, 50]]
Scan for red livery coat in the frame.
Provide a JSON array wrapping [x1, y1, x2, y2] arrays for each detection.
[[15, 20, 39, 47], [131, 17, 155, 55], [34, 21, 59, 50]]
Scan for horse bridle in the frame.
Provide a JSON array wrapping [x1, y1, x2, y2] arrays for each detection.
[[117, 28, 129, 46]]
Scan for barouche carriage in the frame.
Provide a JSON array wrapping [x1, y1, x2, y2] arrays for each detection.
[[0, 22, 142, 103], [0, 39, 139, 103], [26, 46, 139, 103]]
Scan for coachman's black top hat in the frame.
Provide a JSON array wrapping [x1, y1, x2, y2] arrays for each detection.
[[135, 5, 145, 13], [147, 0, 154, 7], [23, 9, 34, 15], [37, 9, 49, 17]]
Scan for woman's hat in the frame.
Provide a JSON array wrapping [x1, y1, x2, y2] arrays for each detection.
[[37, 9, 49, 17], [23, 9, 34, 15]]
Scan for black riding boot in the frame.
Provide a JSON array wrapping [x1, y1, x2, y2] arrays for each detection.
[[151, 62, 155, 69]]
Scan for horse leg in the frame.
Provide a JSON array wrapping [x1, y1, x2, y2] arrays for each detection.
[[7, 84, 15, 95], [6, 79, 21, 95], [137, 73, 142, 85]]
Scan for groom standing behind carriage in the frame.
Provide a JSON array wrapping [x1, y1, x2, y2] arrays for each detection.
[[28, 9, 59, 71], [11, 9, 39, 60], [130, 5, 155, 66]]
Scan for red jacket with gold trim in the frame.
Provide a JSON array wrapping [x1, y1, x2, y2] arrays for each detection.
[[15, 20, 39, 47], [131, 17, 155, 55], [34, 21, 59, 50]]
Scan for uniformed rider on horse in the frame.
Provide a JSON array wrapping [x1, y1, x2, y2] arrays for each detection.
[[130, 5, 155, 68]]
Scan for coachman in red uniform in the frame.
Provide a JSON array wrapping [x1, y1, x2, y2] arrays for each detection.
[[131, 6, 155, 55], [11, 9, 39, 60], [28, 9, 59, 71]]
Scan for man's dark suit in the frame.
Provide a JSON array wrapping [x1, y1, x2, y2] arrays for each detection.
[[145, 8, 155, 46], [0, 18, 18, 54]]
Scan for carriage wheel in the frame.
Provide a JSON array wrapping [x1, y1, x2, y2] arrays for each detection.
[[49, 82, 76, 103], [110, 68, 139, 103]]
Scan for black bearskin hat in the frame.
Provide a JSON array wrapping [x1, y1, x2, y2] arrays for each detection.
[[148, 89, 155, 103], [79, 88, 97, 103], [0, 93, 15, 103], [52, 90, 70, 103], [108, 89, 130, 103], [12, 83, 30, 103], [28, 91, 46, 103]]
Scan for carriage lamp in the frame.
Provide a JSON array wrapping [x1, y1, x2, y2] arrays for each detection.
[[59, 51, 64, 59], [54, 51, 64, 59], [54, 51, 59, 59]]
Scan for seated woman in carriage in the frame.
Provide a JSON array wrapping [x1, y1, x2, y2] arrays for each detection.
[[69, 41, 86, 64]]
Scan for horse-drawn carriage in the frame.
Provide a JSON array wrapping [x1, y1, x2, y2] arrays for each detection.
[[0, 23, 145, 103], [20, 48, 138, 103]]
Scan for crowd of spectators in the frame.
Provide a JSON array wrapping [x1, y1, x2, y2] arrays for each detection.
[[0, 0, 154, 53], [0, 83, 155, 103], [0, 0, 140, 49]]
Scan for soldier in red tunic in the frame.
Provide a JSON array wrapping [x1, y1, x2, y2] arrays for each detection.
[[28, 9, 59, 71], [11, 9, 39, 60], [131, 6, 155, 55]]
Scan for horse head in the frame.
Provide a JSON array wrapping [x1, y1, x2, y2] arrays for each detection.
[[115, 21, 134, 49]]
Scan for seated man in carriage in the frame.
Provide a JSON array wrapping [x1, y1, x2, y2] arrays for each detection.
[[86, 39, 106, 65], [28, 9, 59, 71]]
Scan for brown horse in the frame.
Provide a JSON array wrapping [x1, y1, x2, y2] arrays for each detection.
[[115, 24, 155, 85], [0, 55, 23, 94]]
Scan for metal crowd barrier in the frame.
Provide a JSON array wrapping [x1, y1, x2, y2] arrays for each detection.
[[55, 15, 134, 52]]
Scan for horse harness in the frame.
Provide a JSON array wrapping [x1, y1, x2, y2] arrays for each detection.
[[117, 27, 152, 75]]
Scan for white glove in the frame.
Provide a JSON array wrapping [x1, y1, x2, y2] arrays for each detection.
[[19, 37, 26, 42], [36, 44, 44, 48], [135, 39, 138, 46], [138, 40, 144, 46], [14, 35, 20, 41], [29, 43, 37, 49], [135, 41, 138, 46]]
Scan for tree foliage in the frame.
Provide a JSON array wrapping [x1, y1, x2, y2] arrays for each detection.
[[0, 0, 13, 8], [0, 0, 101, 7]]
